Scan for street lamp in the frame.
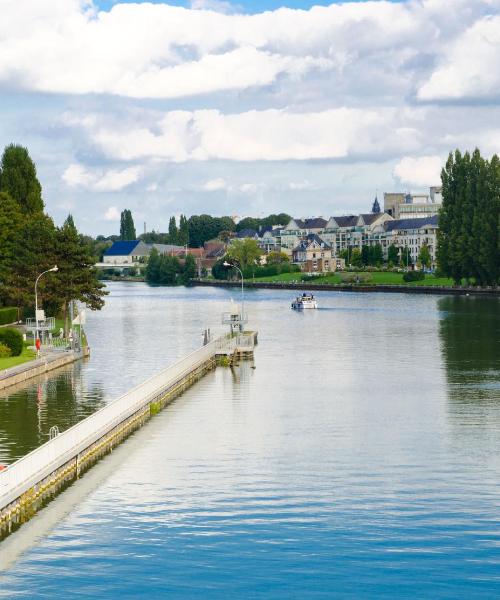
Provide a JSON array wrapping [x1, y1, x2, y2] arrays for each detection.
[[223, 261, 244, 324], [35, 265, 58, 356]]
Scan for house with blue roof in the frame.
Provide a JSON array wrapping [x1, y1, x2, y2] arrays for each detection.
[[102, 240, 186, 267]]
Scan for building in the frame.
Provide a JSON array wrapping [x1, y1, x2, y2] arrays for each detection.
[[384, 187, 442, 219], [280, 218, 328, 254], [382, 216, 439, 266], [102, 240, 186, 267], [292, 234, 345, 273]]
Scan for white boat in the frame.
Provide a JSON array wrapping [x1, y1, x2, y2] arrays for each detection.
[[291, 292, 318, 310]]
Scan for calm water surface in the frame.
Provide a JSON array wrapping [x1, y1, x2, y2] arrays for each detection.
[[0, 283, 499, 598]]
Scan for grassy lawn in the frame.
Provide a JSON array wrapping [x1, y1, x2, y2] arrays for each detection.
[[249, 271, 456, 287], [0, 345, 36, 371]]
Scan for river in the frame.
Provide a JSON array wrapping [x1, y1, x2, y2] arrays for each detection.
[[0, 283, 499, 597]]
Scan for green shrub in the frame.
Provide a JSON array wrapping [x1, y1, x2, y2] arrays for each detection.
[[0, 307, 17, 326], [0, 328, 23, 356], [0, 342, 11, 358], [403, 271, 425, 282]]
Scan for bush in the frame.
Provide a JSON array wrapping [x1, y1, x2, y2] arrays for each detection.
[[0, 342, 11, 358], [0, 307, 17, 326], [0, 328, 24, 356], [341, 273, 373, 284], [403, 271, 425, 282]]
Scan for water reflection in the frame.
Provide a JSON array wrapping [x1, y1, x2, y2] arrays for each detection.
[[0, 362, 106, 464], [439, 296, 500, 436]]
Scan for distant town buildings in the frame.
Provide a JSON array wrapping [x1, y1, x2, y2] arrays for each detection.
[[100, 185, 442, 275]]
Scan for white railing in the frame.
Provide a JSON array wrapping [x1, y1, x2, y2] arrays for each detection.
[[0, 334, 234, 508]]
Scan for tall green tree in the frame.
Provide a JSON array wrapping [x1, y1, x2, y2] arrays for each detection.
[[178, 214, 189, 246], [180, 254, 197, 285], [0, 144, 43, 214], [371, 244, 383, 266], [51, 215, 107, 334], [401, 247, 412, 267], [168, 216, 178, 244], [120, 209, 136, 240], [438, 148, 499, 285], [418, 244, 431, 269], [387, 244, 399, 265]]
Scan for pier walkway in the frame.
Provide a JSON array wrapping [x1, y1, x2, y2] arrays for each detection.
[[0, 331, 256, 539]]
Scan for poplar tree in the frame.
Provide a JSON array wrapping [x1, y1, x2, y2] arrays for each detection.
[[168, 216, 178, 244], [120, 209, 136, 240], [0, 144, 43, 214], [178, 214, 189, 246]]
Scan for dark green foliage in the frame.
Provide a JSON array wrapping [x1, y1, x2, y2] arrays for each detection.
[[120, 209, 136, 241], [235, 213, 291, 232], [211, 258, 229, 280], [403, 271, 425, 282], [400, 247, 413, 267], [168, 217, 178, 244], [0, 307, 17, 325], [146, 249, 195, 285], [438, 148, 499, 286], [388, 244, 399, 265], [187, 215, 235, 247], [350, 248, 362, 267], [0, 145, 43, 213], [140, 231, 170, 244], [418, 244, 431, 268], [0, 328, 23, 356], [361, 244, 384, 266], [178, 214, 189, 246]]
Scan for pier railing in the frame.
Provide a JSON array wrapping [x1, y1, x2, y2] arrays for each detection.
[[0, 333, 235, 508]]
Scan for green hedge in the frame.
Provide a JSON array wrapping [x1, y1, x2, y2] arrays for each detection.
[[403, 271, 425, 282], [0, 307, 17, 326], [0, 328, 23, 356]]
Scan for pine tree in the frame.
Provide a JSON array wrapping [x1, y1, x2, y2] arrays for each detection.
[[180, 254, 196, 285], [168, 216, 178, 244], [51, 215, 107, 334], [0, 144, 43, 214]]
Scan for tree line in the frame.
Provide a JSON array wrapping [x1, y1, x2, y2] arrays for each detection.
[[438, 149, 499, 286], [0, 144, 107, 330], [145, 249, 196, 285]]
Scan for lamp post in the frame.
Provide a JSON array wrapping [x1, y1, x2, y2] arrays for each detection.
[[35, 265, 58, 356], [223, 261, 244, 325]]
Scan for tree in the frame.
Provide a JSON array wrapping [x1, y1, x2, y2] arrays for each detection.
[[187, 215, 235, 247], [438, 148, 499, 285], [361, 245, 370, 266], [0, 144, 43, 213], [350, 248, 362, 267], [371, 244, 383, 266], [120, 209, 136, 240], [180, 254, 197, 285], [168, 216, 178, 244], [226, 238, 262, 270], [178, 214, 189, 246], [0, 192, 24, 315], [387, 244, 399, 265], [159, 255, 181, 285], [418, 244, 432, 269], [266, 251, 290, 265], [51, 215, 108, 334], [145, 248, 161, 283], [401, 247, 413, 267]]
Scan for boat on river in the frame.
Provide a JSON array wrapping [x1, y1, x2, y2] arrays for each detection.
[[291, 292, 318, 310]]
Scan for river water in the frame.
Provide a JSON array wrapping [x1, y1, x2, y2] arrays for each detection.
[[0, 283, 499, 598]]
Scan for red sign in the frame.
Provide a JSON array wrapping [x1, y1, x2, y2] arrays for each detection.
[[35, 338, 41, 351]]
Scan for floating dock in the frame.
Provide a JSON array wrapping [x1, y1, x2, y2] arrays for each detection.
[[0, 331, 256, 540]]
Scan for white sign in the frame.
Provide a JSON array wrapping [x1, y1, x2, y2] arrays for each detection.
[[36, 309, 45, 322]]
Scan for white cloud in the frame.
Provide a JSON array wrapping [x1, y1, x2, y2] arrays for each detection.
[[190, 0, 241, 14], [80, 106, 421, 163], [202, 178, 228, 191], [62, 163, 142, 191], [418, 16, 500, 101], [393, 156, 443, 187], [104, 206, 120, 221], [0, 0, 497, 100]]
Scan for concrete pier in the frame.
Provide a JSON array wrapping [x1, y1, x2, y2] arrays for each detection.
[[0, 332, 255, 540]]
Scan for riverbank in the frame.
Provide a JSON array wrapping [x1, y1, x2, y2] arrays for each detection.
[[192, 278, 500, 296], [0, 348, 90, 391]]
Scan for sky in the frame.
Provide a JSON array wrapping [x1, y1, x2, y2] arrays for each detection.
[[1, 0, 499, 236]]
